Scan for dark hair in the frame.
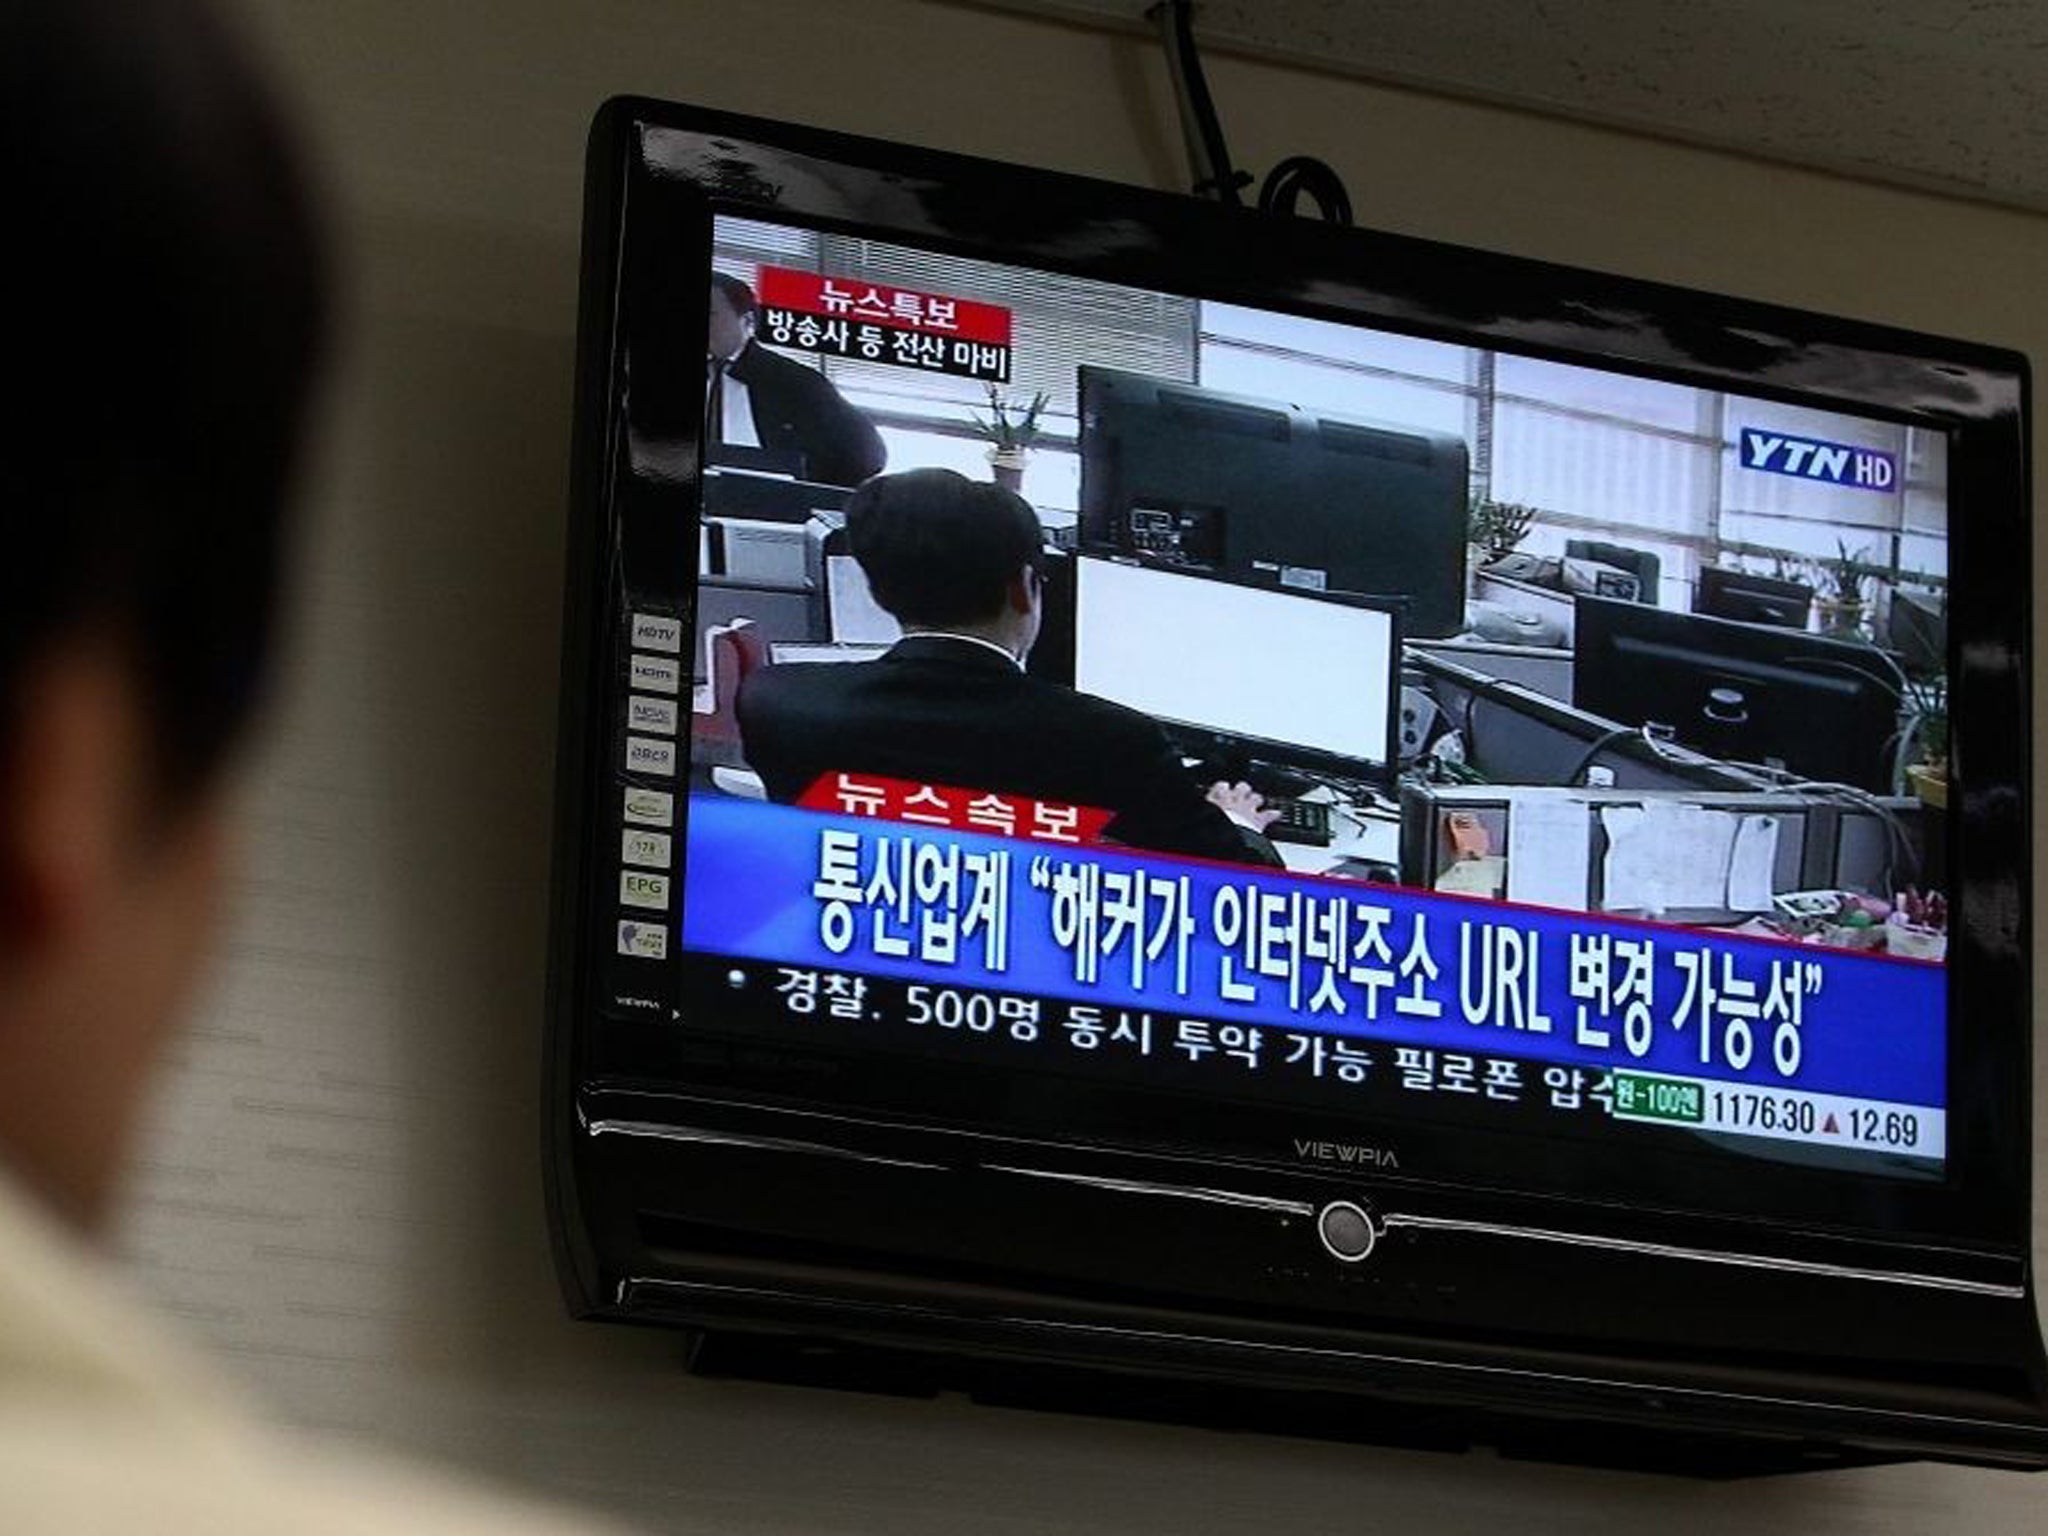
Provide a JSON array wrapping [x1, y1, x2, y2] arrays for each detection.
[[0, 1, 327, 807], [846, 470, 1044, 628], [710, 270, 758, 319]]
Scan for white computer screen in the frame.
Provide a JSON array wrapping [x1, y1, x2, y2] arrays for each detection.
[[826, 554, 903, 646], [1073, 556, 1395, 768]]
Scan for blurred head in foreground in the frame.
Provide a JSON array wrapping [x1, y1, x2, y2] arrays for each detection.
[[0, 0, 326, 1230]]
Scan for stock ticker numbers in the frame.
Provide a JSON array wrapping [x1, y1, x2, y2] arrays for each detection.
[[755, 955, 1928, 1157]]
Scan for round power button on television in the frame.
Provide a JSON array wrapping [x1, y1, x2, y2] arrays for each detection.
[[1316, 1201, 1377, 1263]]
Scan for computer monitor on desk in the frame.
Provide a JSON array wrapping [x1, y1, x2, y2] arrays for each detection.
[[1077, 366, 1469, 637], [824, 553, 901, 646], [1072, 555, 1400, 784], [707, 443, 806, 478], [1574, 596, 1902, 793], [1695, 566, 1814, 629], [702, 462, 853, 525], [1888, 587, 1948, 674]]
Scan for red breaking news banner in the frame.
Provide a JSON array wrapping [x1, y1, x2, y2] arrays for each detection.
[[796, 772, 1114, 846], [754, 265, 1014, 382], [756, 267, 1011, 343]]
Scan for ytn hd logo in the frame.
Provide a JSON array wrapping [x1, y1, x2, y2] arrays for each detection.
[[1740, 428, 1896, 492]]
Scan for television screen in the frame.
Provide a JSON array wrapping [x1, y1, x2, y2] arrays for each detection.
[[660, 207, 1953, 1188], [550, 100, 2041, 1471]]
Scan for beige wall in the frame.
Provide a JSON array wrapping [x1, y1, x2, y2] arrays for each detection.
[[115, 0, 2048, 1529]]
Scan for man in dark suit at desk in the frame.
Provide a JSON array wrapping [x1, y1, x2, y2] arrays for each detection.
[[707, 272, 888, 487], [737, 469, 1282, 867]]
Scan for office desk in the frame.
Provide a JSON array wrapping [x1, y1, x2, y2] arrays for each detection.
[[1405, 648, 1765, 793], [1408, 635, 1572, 703], [1470, 570, 1578, 643], [1399, 782, 1927, 922]]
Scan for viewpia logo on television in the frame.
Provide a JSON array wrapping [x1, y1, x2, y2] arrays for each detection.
[[1293, 1138, 1401, 1170], [1739, 427, 1897, 491]]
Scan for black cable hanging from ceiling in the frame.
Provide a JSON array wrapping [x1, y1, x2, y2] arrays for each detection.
[[1147, 0, 1354, 226]]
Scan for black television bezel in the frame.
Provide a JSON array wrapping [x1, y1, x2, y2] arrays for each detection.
[[547, 99, 2032, 1305]]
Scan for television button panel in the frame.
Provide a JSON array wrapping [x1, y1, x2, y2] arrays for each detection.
[[630, 611, 684, 653], [614, 614, 682, 983], [630, 654, 682, 694], [621, 870, 671, 910], [624, 736, 676, 777], [622, 828, 672, 869], [628, 694, 680, 736], [1316, 1201, 1378, 1263], [623, 787, 674, 827], [615, 919, 668, 960]]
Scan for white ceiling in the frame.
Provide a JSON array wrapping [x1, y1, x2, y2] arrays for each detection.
[[969, 0, 2048, 214]]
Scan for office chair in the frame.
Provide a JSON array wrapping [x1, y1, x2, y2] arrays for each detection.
[[692, 617, 768, 769]]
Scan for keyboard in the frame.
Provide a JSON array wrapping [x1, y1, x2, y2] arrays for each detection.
[[1264, 796, 1334, 847]]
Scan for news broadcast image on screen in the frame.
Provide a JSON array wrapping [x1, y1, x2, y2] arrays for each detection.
[[668, 214, 1951, 1186]]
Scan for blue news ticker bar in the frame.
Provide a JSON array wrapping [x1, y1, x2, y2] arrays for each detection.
[[679, 797, 1945, 1109]]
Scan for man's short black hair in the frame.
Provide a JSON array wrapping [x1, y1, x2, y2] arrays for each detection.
[[846, 469, 1045, 628], [0, 0, 327, 808], [710, 270, 758, 319]]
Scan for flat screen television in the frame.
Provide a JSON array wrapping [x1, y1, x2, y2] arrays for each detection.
[[547, 98, 2045, 1474]]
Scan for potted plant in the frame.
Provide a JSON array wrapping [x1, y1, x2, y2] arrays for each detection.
[[1814, 539, 1883, 638], [1902, 672, 1948, 809], [1760, 549, 1823, 593], [971, 384, 1051, 492], [1766, 551, 1805, 584], [1467, 496, 1537, 587]]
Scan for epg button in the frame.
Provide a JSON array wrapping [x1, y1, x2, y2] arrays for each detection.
[[1315, 1201, 1377, 1263]]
